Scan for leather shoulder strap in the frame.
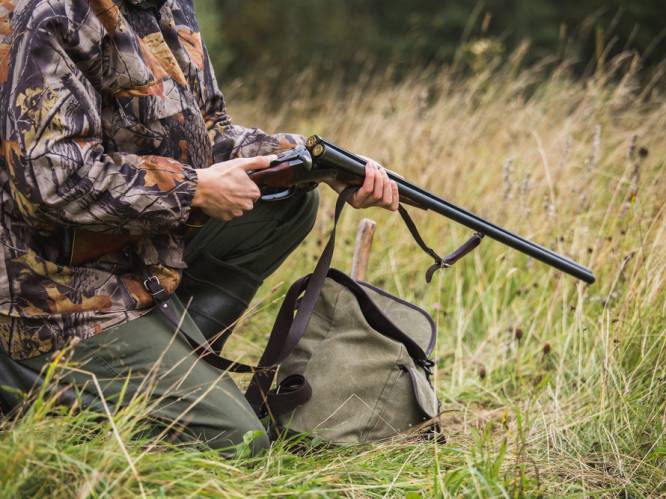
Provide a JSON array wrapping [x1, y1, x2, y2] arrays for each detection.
[[245, 187, 356, 416]]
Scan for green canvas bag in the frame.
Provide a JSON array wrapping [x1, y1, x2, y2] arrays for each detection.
[[244, 188, 483, 444], [272, 270, 439, 443]]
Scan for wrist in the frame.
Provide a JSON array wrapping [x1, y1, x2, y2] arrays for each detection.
[[192, 169, 211, 208]]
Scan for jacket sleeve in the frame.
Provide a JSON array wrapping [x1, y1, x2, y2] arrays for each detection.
[[5, 23, 198, 235], [199, 45, 305, 162]]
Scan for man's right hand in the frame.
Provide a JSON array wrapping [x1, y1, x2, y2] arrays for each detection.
[[192, 155, 277, 221]]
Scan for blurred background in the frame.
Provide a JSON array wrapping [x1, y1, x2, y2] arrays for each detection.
[[194, 0, 665, 91]]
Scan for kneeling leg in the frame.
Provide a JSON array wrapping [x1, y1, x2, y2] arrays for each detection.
[[177, 190, 319, 349]]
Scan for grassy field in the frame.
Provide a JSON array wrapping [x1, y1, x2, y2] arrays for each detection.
[[1, 54, 665, 497]]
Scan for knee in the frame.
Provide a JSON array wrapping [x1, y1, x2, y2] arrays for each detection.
[[289, 188, 319, 240], [302, 188, 320, 221]]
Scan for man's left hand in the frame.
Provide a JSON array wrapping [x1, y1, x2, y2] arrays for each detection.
[[326, 158, 399, 211]]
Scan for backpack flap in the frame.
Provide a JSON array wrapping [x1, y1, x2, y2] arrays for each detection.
[[403, 364, 439, 419], [359, 282, 436, 356]]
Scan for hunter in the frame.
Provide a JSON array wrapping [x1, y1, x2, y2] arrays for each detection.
[[0, 0, 398, 455]]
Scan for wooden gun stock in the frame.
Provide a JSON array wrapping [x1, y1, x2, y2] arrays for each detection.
[[69, 209, 208, 266], [69, 230, 139, 266]]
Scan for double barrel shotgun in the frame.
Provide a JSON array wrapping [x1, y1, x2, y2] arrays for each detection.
[[249, 135, 596, 284]]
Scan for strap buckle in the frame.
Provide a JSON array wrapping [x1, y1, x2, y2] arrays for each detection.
[[417, 358, 435, 377], [143, 275, 166, 296], [437, 259, 452, 270]]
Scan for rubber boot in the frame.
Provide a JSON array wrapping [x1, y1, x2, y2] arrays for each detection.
[[176, 252, 262, 352]]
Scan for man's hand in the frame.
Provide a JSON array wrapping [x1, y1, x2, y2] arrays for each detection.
[[193, 155, 277, 221], [327, 158, 399, 211]]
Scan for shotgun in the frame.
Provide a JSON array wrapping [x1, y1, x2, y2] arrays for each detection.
[[249, 135, 596, 284]]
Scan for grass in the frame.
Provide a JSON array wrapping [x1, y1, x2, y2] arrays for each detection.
[[1, 52, 665, 497]]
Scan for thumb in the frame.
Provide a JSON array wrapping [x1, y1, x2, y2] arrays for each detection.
[[238, 154, 278, 172]]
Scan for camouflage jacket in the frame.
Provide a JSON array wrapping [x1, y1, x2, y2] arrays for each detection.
[[0, 0, 302, 359]]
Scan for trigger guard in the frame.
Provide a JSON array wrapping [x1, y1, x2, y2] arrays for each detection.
[[260, 188, 296, 201]]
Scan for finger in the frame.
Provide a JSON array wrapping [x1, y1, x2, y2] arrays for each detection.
[[238, 154, 278, 172], [232, 209, 244, 218], [390, 181, 399, 211], [381, 168, 393, 207], [353, 162, 377, 206], [371, 164, 384, 204], [249, 184, 261, 201]]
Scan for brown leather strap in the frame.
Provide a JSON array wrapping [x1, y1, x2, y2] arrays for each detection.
[[143, 276, 257, 374], [266, 374, 312, 416], [398, 205, 484, 282], [245, 187, 357, 417]]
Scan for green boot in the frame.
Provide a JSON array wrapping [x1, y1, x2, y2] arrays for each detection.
[[176, 252, 262, 352]]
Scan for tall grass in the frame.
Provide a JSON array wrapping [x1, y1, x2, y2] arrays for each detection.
[[1, 53, 665, 497]]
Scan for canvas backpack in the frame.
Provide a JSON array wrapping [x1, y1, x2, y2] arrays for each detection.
[[241, 188, 482, 443]]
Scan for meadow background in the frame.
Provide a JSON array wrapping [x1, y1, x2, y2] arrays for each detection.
[[1, 0, 665, 497]]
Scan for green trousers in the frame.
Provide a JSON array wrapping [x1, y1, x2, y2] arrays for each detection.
[[15, 190, 319, 456]]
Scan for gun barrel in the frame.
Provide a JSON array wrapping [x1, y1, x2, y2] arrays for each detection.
[[309, 136, 596, 284]]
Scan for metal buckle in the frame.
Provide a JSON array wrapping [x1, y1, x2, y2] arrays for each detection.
[[143, 275, 164, 296], [418, 358, 435, 377]]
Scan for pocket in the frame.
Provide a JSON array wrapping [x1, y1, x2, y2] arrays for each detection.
[[113, 77, 189, 133], [363, 346, 436, 441]]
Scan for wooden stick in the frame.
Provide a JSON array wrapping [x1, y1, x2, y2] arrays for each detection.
[[351, 218, 376, 281]]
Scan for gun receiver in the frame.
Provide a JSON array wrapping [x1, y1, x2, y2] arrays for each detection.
[[250, 136, 596, 284]]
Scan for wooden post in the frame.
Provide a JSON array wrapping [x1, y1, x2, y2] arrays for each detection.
[[351, 218, 376, 281]]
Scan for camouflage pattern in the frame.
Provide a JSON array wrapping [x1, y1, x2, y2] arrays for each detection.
[[0, 0, 303, 359]]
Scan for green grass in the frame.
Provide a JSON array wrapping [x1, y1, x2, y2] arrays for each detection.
[[1, 54, 665, 497]]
